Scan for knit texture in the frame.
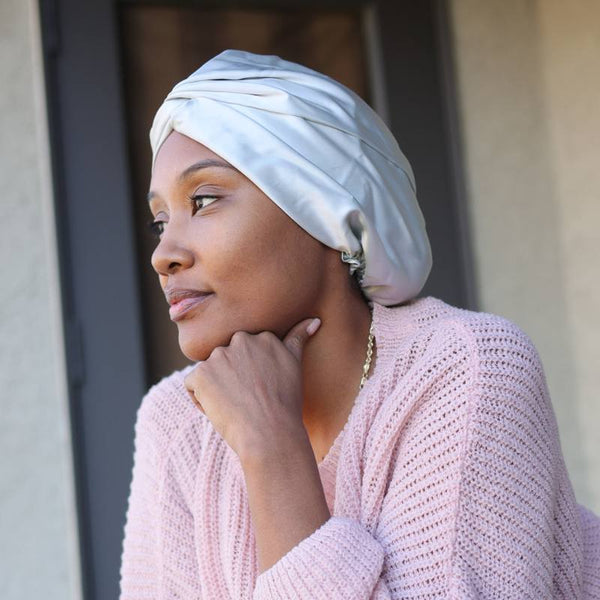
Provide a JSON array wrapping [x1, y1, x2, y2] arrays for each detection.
[[119, 295, 600, 599]]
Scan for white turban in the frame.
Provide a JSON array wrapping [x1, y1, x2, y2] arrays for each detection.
[[149, 49, 432, 306]]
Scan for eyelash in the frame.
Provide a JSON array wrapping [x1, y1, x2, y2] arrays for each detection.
[[147, 195, 219, 238]]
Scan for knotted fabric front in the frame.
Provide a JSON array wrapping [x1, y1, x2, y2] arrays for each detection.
[[149, 49, 433, 305]]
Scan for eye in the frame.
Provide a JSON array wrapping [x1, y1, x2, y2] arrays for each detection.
[[146, 195, 219, 240], [189, 194, 219, 212], [147, 218, 165, 238]]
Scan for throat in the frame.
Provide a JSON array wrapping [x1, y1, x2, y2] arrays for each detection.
[[307, 416, 348, 465], [311, 440, 334, 465]]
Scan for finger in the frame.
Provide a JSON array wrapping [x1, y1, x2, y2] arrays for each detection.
[[186, 388, 205, 414], [282, 317, 321, 362], [184, 372, 206, 414]]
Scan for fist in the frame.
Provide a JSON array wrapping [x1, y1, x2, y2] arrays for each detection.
[[183, 317, 321, 459]]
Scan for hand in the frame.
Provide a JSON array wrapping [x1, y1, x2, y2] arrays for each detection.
[[183, 317, 321, 460]]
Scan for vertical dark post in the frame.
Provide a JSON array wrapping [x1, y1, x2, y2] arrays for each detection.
[[38, 0, 148, 597], [374, 0, 475, 307]]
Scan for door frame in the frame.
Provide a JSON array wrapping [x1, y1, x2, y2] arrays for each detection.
[[38, 0, 473, 597]]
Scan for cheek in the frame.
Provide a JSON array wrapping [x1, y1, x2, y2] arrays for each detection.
[[202, 220, 271, 281], [196, 205, 323, 310]]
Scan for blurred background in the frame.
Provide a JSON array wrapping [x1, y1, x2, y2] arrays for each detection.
[[1, 0, 598, 598]]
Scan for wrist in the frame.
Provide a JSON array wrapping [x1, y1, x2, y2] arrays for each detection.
[[239, 425, 312, 472]]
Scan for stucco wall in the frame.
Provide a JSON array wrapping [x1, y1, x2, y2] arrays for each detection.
[[449, 0, 600, 511], [0, 0, 81, 598]]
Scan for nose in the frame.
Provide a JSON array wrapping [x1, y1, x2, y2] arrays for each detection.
[[150, 225, 194, 275]]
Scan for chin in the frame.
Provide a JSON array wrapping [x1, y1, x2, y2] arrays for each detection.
[[177, 326, 226, 362], [179, 339, 211, 362]]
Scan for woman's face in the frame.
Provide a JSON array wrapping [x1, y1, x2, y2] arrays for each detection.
[[148, 131, 334, 361]]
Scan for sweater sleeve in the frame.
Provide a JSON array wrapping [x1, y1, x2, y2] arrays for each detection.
[[446, 319, 584, 598], [252, 516, 393, 599], [119, 374, 203, 599], [118, 388, 163, 598]]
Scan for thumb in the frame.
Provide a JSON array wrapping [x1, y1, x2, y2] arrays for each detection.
[[283, 317, 321, 362]]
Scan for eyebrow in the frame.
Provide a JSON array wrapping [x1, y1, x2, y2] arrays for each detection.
[[147, 159, 238, 204]]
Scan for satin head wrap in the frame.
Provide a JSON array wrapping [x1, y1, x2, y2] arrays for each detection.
[[149, 49, 432, 306]]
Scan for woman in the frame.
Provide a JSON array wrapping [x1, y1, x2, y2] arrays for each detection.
[[119, 50, 600, 599]]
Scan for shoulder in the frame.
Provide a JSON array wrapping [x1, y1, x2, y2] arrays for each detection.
[[373, 298, 558, 474], [396, 295, 542, 365], [429, 297, 546, 385], [412, 297, 553, 426], [134, 362, 201, 452], [376, 296, 547, 405]]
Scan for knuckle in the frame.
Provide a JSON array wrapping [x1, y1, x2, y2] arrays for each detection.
[[210, 345, 225, 358], [184, 371, 197, 384], [230, 330, 247, 343], [257, 331, 273, 341]]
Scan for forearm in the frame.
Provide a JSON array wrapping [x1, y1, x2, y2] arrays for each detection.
[[240, 428, 331, 574]]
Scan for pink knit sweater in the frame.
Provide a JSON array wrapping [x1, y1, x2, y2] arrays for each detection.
[[119, 295, 600, 599]]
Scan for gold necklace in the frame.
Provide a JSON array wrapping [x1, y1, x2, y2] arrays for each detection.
[[358, 309, 375, 391]]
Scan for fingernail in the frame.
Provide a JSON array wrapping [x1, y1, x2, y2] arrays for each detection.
[[307, 318, 321, 336]]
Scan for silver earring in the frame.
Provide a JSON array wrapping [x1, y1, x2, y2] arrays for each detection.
[[341, 249, 366, 285]]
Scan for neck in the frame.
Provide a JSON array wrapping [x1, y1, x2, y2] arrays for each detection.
[[300, 290, 376, 447]]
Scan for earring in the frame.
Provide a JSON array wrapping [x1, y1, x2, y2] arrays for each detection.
[[341, 249, 366, 286]]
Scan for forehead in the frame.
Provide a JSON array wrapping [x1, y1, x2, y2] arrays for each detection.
[[153, 131, 229, 174], [149, 131, 241, 201]]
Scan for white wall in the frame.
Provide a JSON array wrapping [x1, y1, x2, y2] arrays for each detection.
[[0, 0, 82, 598], [449, 0, 600, 511]]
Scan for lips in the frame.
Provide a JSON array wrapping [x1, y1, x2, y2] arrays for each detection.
[[165, 287, 211, 305], [169, 293, 213, 321]]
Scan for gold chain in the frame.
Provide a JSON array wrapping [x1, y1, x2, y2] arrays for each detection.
[[358, 310, 375, 391]]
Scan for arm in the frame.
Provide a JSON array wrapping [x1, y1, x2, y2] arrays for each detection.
[[240, 427, 331, 575], [119, 392, 163, 599], [119, 378, 203, 600], [242, 428, 392, 599], [247, 318, 479, 600], [446, 321, 583, 599], [250, 318, 582, 599]]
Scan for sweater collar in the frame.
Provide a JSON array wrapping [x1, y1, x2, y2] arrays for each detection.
[[370, 296, 447, 360]]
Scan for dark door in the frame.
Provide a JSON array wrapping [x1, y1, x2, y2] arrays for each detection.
[[39, 1, 473, 597]]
